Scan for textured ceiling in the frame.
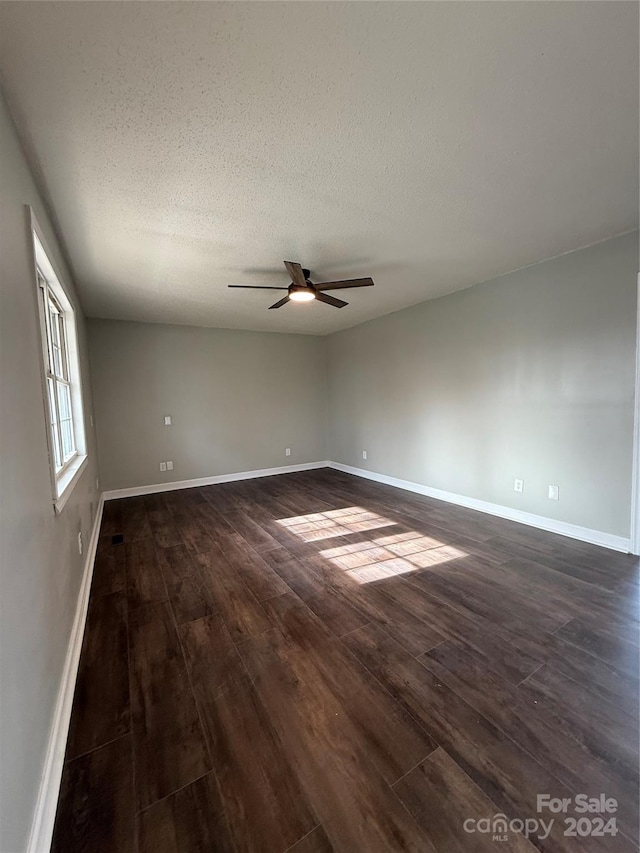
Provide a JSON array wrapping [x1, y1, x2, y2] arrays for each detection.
[[0, 2, 637, 336]]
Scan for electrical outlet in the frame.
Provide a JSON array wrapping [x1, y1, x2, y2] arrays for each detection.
[[362, 450, 367, 461], [77, 531, 83, 555], [514, 478, 524, 493], [159, 462, 167, 472], [285, 448, 291, 457], [164, 415, 172, 425], [548, 484, 559, 501], [166, 461, 174, 471]]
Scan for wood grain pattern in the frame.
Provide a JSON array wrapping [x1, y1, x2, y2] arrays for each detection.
[[188, 664, 318, 853], [344, 622, 634, 853], [137, 772, 233, 853], [179, 613, 247, 701], [66, 592, 130, 760], [52, 469, 639, 853], [394, 747, 537, 852], [420, 641, 638, 843], [90, 538, 126, 598], [52, 736, 134, 853], [237, 621, 434, 852], [144, 494, 183, 548], [259, 592, 438, 783], [129, 601, 211, 810], [158, 543, 218, 625], [125, 538, 167, 610], [286, 826, 334, 853], [194, 548, 272, 641]]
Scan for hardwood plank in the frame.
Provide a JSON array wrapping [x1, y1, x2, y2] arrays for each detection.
[[259, 592, 438, 783], [526, 658, 639, 729], [129, 601, 211, 810], [66, 592, 130, 760], [203, 487, 283, 553], [487, 535, 621, 591], [343, 622, 623, 853], [100, 498, 123, 538], [419, 641, 638, 843], [121, 496, 152, 542], [158, 543, 218, 625], [498, 556, 622, 615], [221, 531, 290, 601], [90, 538, 126, 598], [393, 747, 537, 852], [519, 665, 639, 781], [554, 617, 640, 679], [354, 579, 445, 656], [259, 547, 369, 637], [535, 637, 639, 719], [447, 552, 577, 625], [179, 613, 246, 697], [415, 558, 572, 635], [52, 735, 134, 853], [144, 494, 183, 548], [163, 490, 218, 556], [125, 538, 167, 611], [137, 772, 233, 853], [238, 622, 435, 852], [403, 572, 547, 681], [286, 825, 334, 853], [194, 496, 240, 550], [194, 548, 272, 641], [184, 661, 318, 853]]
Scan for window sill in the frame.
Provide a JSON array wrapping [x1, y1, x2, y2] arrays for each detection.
[[54, 454, 88, 514]]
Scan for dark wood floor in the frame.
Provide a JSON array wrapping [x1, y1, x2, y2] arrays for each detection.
[[53, 468, 639, 852]]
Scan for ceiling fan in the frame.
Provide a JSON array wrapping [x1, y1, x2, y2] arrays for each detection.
[[228, 261, 374, 309]]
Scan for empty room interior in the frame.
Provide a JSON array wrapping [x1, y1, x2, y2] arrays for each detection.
[[1, 2, 639, 852]]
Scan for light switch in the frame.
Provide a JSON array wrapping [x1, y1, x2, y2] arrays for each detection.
[[164, 415, 172, 426]]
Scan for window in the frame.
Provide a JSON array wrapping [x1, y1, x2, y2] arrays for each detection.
[[31, 216, 87, 511], [40, 272, 77, 469]]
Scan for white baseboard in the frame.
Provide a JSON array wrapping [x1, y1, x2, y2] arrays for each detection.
[[27, 495, 105, 853], [102, 461, 332, 501], [328, 462, 630, 553], [103, 458, 629, 551]]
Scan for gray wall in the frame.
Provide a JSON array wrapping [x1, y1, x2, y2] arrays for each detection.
[[88, 319, 327, 491], [327, 232, 638, 538], [0, 94, 99, 851]]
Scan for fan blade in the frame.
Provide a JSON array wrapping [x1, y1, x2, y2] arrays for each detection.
[[228, 285, 289, 290], [314, 277, 374, 291], [268, 296, 290, 310], [315, 291, 347, 309], [284, 261, 307, 288]]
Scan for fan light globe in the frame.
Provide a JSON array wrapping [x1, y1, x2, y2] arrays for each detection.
[[289, 289, 315, 302]]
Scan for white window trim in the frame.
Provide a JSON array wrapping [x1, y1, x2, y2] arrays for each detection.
[[30, 209, 88, 513]]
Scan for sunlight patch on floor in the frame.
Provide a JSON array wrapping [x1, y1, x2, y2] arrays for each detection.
[[319, 534, 467, 583], [277, 507, 467, 582], [277, 506, 397, 542]]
